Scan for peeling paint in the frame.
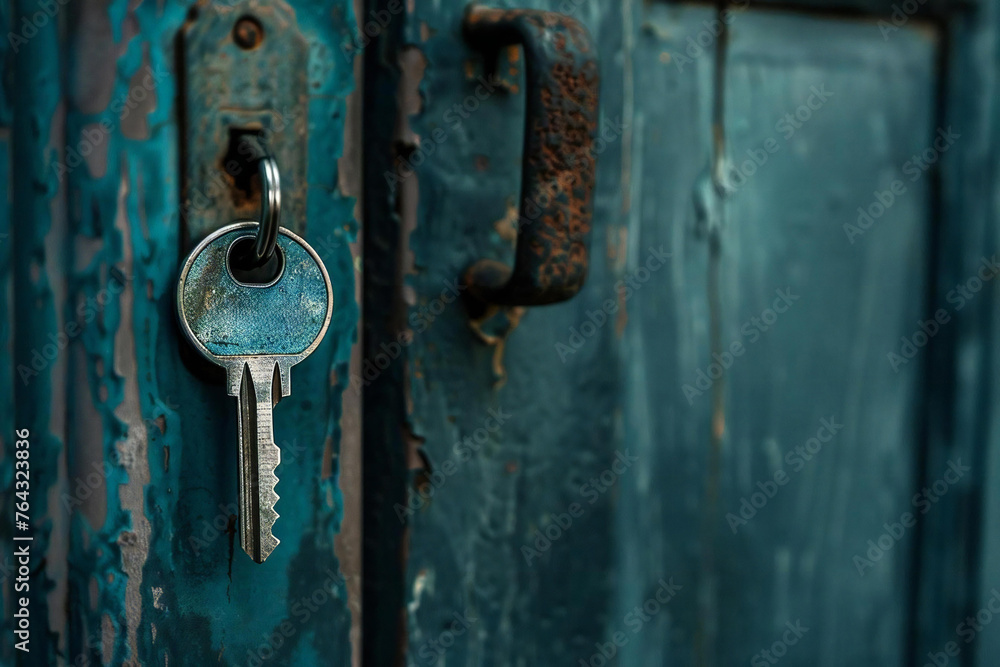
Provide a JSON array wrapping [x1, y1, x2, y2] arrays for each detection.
[[391, 0, 618, 662], [5, 0, 68, 662], [14, 0, 364, 663], [111, 164, 152, 664]]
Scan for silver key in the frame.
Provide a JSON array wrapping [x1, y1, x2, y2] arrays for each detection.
[[177, 221, 333, 563]]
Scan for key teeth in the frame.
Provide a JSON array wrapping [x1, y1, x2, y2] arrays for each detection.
[[256, 463, 281, 563], [242, 447, 281, 564]]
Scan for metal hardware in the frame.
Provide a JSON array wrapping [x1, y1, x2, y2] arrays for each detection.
[[177, 222, 334, 563], [255, 153, 281, 266], [233, 134, 282, 268], [181, 0, 308, 249], [461, 4, 600, 306], [233, 16, 264, 50]]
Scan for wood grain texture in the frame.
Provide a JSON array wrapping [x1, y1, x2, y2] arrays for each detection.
[[3, 0, 68, 662], [613, 5, 718, 665], [717, 12, 936, 665], [364, 1, 988, 665], [1, 0, 360, 663]]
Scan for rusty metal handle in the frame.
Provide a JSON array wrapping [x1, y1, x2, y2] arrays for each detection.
[[462, 4, 600, 306]]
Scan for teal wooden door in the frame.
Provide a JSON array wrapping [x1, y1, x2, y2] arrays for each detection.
[[3, 0, 1000, 663], [363, 0, 1000, 665], [1, 0, 360, 664]]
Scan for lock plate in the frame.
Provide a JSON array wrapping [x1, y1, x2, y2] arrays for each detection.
[[181, 0, 309, 248]]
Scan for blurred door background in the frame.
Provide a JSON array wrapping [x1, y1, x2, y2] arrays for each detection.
[[364, 0, 1000, 666]]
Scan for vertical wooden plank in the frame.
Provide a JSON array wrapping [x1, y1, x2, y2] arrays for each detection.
[[381, 0, 625, 663], [613, 4, 718, 665], [4, 0, 68, 661], [616, 6, 944, 665], [935, 1, 1000, 665], [0, 1, 15, 663], [716, 13, 936, 666], [57, 0, 359, 663], [339, 2, 366, 662]]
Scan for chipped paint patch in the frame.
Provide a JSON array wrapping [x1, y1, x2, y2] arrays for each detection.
[[102, 612, 115, 664], [111, 164, 152, 664], [467, 306, 526, 388], [492, 199, 520, 243], [151, 586, 163, 609], [119, 51, 157, 141]]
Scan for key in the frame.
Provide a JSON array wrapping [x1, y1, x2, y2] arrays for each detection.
[[176, 222, 333, 563]]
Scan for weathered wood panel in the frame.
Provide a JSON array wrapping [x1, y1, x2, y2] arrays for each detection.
[[613, 4, 718, 665], [716, 12, 936, 665], [1, 0, 361, 663], [618, 6, 944, 667], [943, 2, 1000, 666], [363, 1, 991, 665], [368, 0, 627, 663], [4, 0, 68, 662]]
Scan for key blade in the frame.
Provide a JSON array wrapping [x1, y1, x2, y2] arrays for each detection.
[[235, 358, 283, 563]]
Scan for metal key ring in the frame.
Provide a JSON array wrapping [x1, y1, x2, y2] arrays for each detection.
[[240, 135, 281, 267]]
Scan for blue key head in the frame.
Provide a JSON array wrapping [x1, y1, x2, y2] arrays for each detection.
[[177, 222, 333, 363]]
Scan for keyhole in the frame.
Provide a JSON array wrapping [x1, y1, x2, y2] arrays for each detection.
[[223, 129, 266, 206]]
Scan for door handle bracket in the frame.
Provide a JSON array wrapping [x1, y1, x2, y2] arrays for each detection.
[[461, 4, 600, 307]]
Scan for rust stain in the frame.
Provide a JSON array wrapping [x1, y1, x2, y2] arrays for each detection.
[[462, 6, 599, 306], [606, 226, 626, 264], [321, 435, 336, 479], [493, 199, 520, 243], [233, 16, 264, 50], [467, 306, 525, 388], [609, 226, 629, 337], [712, 411, 726, 441], [468, 304, 500, 345]]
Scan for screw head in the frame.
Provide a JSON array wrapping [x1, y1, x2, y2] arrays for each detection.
[[233, 17, 263, 50]]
